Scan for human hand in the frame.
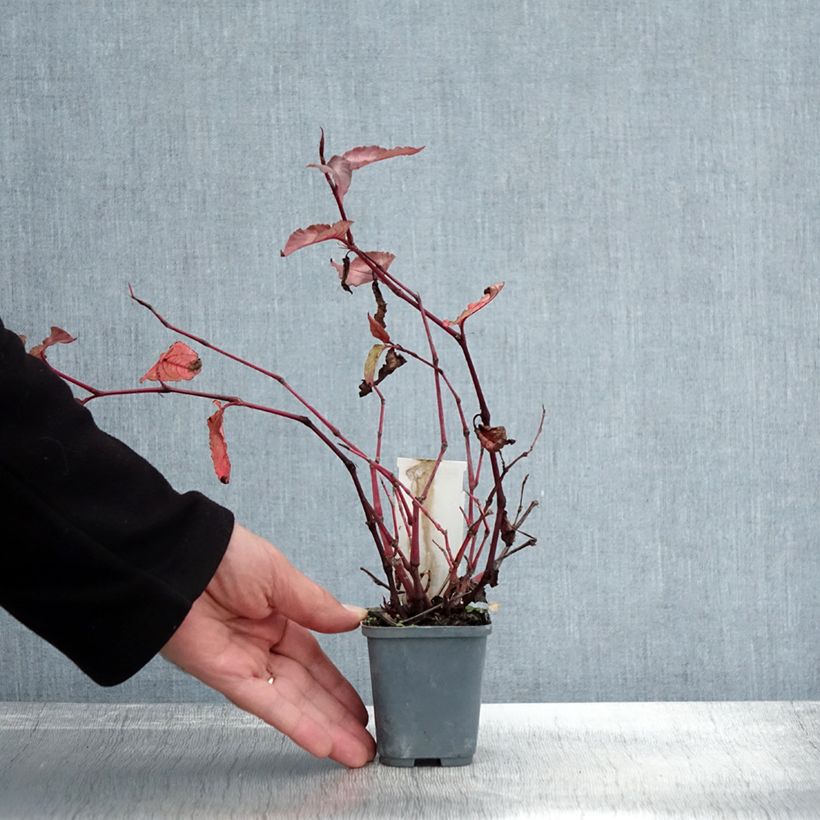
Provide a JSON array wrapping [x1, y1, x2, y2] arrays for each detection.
[[161, 522, 376, 767]]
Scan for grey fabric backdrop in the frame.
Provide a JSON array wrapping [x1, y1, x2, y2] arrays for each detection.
[[1, 0, 818, 704]]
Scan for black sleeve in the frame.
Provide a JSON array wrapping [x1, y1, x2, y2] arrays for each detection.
[[0, 318, 234, 685]]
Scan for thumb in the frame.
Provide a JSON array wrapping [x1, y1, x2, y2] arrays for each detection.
[[269, 550, 368, 633]]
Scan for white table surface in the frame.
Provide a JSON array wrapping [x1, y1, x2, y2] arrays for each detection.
[[1, 701, 819, 819]]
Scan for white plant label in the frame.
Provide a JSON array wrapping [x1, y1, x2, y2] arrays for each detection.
[[395, 457, 467, 600]]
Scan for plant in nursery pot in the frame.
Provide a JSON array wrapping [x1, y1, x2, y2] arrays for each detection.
[[27, 132, 544, 767]]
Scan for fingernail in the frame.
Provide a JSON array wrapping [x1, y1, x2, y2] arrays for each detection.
[[343, 604, 369, 620]]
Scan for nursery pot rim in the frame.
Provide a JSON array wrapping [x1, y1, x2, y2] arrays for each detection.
[[361, 623, 491, 639]]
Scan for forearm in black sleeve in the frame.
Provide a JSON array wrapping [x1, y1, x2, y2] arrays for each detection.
[[0, 318, 234, 685]]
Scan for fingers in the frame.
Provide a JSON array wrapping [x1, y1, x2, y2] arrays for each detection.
[[160, 600, 373, 768], [226, 656, 376, 768], [199, 524, 374, 766], [242, 613, 369, 727], [225, 523, 368, 633], [267, 550, 368, 634], [268, 652, 374, 755], [275, 620, 369, 726], [227, 675, 334, 760]]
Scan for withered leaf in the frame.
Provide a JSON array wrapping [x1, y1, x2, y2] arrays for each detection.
[[359, 348, 406, 397], [381, 348, 406, 379], [363, 344, 386, 386], [372, 279, 387, 326], [476, 423, 515, 452], [340, 255, 352, 293]]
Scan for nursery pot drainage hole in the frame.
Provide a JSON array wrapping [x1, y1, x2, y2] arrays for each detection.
[[414, 759, 441, 767]]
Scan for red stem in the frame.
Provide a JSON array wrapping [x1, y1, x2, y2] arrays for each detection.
[[128, 286, 445, 556], [412, 292, 448, 502], [456, 329, 507, 586], [46, 359, 405, 611], [344, 243, 459, 339], [391, 342, 475, 503]]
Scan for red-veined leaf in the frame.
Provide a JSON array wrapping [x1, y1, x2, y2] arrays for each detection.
[[139, 341, 202, 383], [207, 400, 231, 484], [445, 282, 505, 327], [363, 344, 386, 386], [330, 251, 395, 287], [306, 155, 354, 200], [308, 145, 423, 202], [341, 144, 424, 170], [368, 313, 390, 343], [280, 219, 352, 257], [29, 326, 76, 359]]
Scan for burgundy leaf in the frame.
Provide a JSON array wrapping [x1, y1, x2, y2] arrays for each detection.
[[445, 282, 505, 327], [207, 400, 231, 484], [341, 144, 424, 170], [309, 144, 423, 202], [330, 251, 395, 287], [139, 341, 202, 383], [368, 313, 390, 343], [29, 326, 77, 359], [280, 220, 352, 257], [307, 155, 354, 200]]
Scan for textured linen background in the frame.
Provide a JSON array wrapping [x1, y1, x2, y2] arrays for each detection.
[[1, 1, 818, 703]]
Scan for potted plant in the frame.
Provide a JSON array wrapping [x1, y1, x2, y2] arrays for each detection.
[[27, 133, 543, 767]]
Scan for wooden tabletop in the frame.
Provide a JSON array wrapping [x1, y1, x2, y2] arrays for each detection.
[[1, 701, 819, 818]]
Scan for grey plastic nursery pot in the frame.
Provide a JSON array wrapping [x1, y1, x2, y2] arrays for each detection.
[[362, 622, 491, 767]]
